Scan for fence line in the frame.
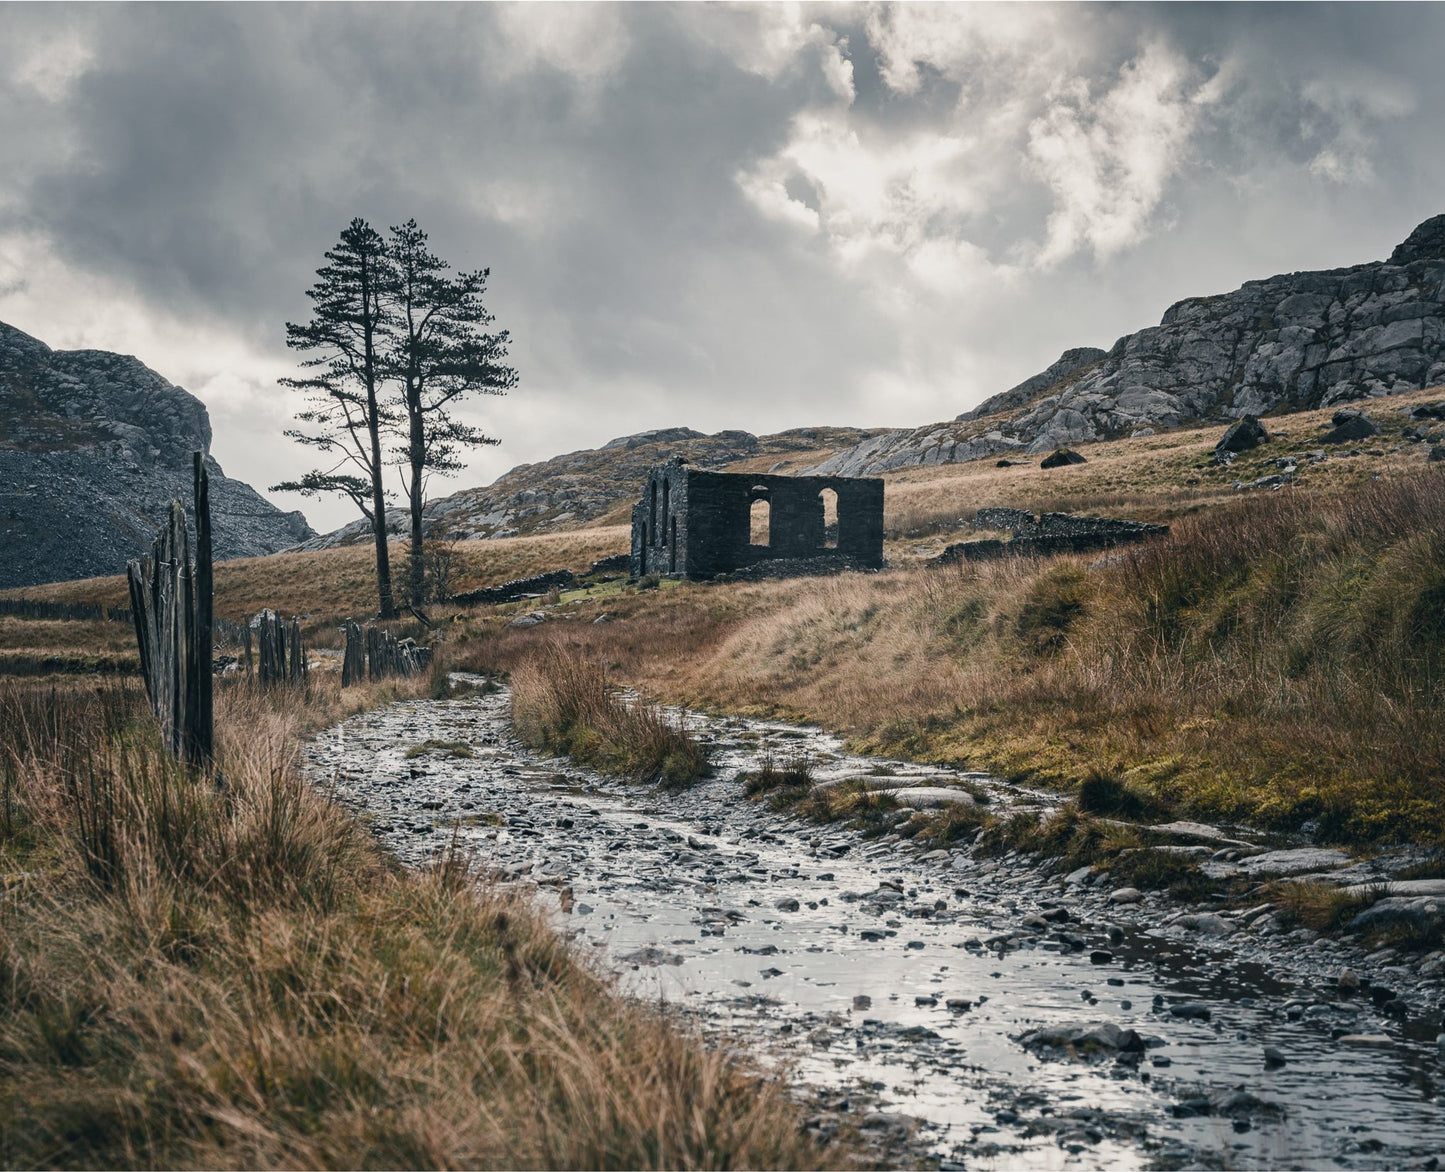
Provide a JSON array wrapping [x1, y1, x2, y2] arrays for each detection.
[[340, 620, 431, 685]]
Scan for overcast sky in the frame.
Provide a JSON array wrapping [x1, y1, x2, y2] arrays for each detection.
[[3, 3, 1444, 530]]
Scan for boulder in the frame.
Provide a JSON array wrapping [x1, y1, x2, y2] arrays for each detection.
[[1040, 448, 1088, 469], [1429, 446, 1445, 463], [1321, 411, 1381, 444], [1019, 1021, 1145, 1052], [1349, 896, 1445, 935], [1215, 415, 1269, 459]]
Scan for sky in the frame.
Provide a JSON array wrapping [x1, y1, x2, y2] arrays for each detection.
[[3, 2, 1444, 532]]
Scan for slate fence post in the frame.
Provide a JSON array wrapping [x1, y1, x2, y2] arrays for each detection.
[[125, 452, 213, 768], [341, 621, 431, 686]]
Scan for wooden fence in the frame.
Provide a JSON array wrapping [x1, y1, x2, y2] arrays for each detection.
[[126, 453, 213, 768], [340, 620, 431, 685]]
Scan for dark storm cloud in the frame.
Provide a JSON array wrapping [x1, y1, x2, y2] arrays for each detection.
[[3, 3, 1444, 529]]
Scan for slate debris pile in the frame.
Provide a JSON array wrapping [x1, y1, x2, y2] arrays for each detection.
[[936, 509, 1168, 564]]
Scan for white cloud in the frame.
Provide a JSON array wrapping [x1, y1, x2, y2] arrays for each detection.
[[9, 26, 94, 102], [1027, 41, 1221, 265], [1300, 75, 1415, 186], [491, 3, 630, 86]]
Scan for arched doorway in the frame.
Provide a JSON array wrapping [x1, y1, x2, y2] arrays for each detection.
[[819, 487, 838, 549], [749, 488, 771, 547]]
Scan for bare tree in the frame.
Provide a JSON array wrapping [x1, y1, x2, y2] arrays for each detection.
[[273, 218, 399, 617], [384, 219, 517, 605]]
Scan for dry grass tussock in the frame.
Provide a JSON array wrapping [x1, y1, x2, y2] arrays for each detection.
[[0, 678, 830, 1169], [459, 468, 1445, 845], [510, 643, 707, 787]]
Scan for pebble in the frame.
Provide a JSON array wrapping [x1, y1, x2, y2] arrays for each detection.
[[1337, 1034, 1393, 1047], [1108, 887, 1142, 905], [1338, 967, 1362, 990], [1264, 1046, 1287, 1068], [852, 994, 872, 1011]]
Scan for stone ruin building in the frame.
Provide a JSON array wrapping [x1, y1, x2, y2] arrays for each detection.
[[630, 458, 884, 578]]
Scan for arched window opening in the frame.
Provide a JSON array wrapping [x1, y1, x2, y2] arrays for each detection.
[[648, 480, 658, 541], [820, 488, 839, 549], [662, 479, 670, 537], [749, 493, 771, 547], [670, 518, 678, 572]]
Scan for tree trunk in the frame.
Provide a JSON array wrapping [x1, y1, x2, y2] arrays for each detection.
[[408, 398, 425, 606], [368, 407, 396, 618], [362, 251, 397, 619]]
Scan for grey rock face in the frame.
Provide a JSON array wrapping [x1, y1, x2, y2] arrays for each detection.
[[811, 216, 1445, 478], [0, 319, 314, 588]]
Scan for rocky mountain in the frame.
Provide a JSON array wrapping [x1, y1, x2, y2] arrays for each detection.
[[811, 214, 1445, 477], [0, 320, 313, 589], [296, 424, 885, 550]]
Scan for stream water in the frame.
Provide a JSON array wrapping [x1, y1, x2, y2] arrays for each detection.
[[307, 684, 1445, 1170]]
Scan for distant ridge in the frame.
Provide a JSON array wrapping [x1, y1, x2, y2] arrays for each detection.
[[811, 214, 1445, 477], [296, 425, 886, 550]]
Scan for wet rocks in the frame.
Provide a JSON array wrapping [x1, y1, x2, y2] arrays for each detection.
[[1108, 887, 1142, 905], [1349, 896, 1445, 935], [1019, 1021, 1145, 1055], [1173, 913, 1236, 937], [1235, 847, 1351, 876]]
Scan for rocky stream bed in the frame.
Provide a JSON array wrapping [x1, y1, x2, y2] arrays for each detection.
[[306, 682, 1445, 1170]]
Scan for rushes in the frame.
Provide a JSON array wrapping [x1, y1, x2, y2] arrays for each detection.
[[510, 645, 707, 786]]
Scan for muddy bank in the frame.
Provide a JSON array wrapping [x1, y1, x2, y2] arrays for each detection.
[[307, 684, 1445, 1170]]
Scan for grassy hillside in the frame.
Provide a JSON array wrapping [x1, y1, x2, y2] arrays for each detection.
[[434, 396, 1445, 846]]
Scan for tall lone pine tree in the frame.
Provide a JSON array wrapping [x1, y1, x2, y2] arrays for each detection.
[[276, 217, 517, 613], [385, 219, 517, 606], [274, 218, 399, 617]]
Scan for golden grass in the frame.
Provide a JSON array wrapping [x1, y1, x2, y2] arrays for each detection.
[[510, 644, 707, 786], [0, 527, 632, 623], [0, 676, 834, 1170]]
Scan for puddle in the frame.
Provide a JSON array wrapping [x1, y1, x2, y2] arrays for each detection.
[[308, 685, 1445, 1169]]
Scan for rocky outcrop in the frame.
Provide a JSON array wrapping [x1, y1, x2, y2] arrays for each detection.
[[0, 320, 313, 589], [811, 215, 1445, 478], [957, 347, 1108, 422], [296, 424, 887, 550]]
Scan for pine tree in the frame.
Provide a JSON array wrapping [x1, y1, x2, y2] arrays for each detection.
[[384, 219, 517, 605], [273, 218, 400, 618]]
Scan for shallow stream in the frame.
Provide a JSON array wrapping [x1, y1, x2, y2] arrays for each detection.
[[307, 685, 1445, 1170]]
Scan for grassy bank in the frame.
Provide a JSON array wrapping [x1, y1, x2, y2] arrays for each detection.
[[510, 645, 707, 786], [0, 677, 829, 1169], [453, 466, 1445, 847]]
